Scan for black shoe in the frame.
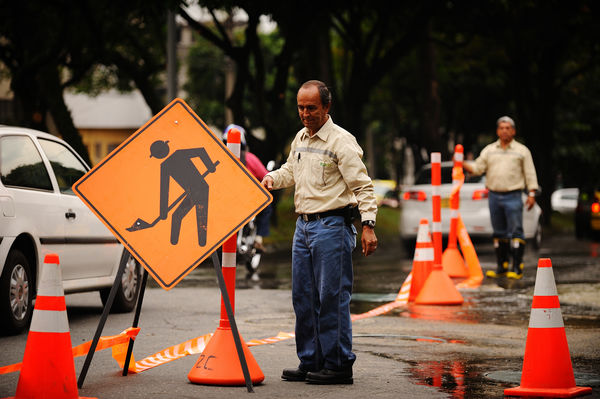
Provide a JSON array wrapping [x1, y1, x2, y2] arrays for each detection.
[[282, 367, 308, 381], [306, 368, 353, 385], [486, 261, 509, 278]]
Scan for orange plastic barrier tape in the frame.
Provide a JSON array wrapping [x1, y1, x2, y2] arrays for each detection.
[[0, 327, 140, 375], [351, 271, 412, 321], [108, 271, 413, 374], [113, 332, 213, 373], [113, 331, 296, 374]]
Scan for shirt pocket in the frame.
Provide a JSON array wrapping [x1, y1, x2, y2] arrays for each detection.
[[311, 157, 336, 187]]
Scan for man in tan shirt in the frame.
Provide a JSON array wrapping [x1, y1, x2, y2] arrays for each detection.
[[464, 116, 539, 279], [262, 80, 377, 384]]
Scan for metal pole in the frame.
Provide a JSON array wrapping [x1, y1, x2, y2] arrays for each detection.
[[167, 10, 177, 101]]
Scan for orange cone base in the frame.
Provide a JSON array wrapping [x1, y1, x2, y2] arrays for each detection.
[[504, 329, 592, 398], [414, 269, 464, 305], [188, 327, 264, 386], [503, 386, 592, 398], [2, 332, 97, 399], [442, 247, 469, 278]]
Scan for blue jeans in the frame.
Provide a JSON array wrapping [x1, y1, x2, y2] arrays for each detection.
[[488, 191, 524, 240], [292, 215, 357, 371]]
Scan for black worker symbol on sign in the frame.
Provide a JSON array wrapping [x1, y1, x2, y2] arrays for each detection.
[[126, 140, 219, 246]]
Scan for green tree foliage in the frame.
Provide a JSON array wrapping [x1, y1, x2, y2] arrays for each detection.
[[184, 35, 227, 128], [0, 0, 176, 163]]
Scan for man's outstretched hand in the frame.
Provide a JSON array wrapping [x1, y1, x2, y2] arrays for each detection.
[[261, 175, 274, 191]]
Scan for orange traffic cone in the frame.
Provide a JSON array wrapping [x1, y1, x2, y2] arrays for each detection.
[[3, 254, 95, 399], [187, 326, 264, 385], [408, 219, 435, 301], [442, 245, 468, 278], [188, 232, 264, 386], [442, 145, 469, 278], [413, 266, 464, 305], [455, 215, 484, 289], [504, 258, 592, 398]]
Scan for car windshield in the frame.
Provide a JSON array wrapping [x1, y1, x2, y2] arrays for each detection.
[[415, 165, 483, 185]]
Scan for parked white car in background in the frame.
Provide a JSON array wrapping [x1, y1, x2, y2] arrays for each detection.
[[399, 162, 543, 251], [551, 187, 579, 214], [0, 126, 141, 335]]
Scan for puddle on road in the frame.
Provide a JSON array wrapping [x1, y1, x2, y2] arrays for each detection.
[[401, 358, 600, 399], [160, 234, 600, 328]]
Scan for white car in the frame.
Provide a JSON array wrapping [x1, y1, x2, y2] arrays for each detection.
[[0, 126, 141, 335], [399, 162, 543, 250], [551, 188, 579, 213]]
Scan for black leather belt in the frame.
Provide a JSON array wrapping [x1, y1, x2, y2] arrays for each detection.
[[490, 189, 522, 195], [299, 207, 349, 222]]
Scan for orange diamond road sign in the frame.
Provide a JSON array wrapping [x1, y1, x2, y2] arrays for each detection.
[[73, 98, 272, 290]]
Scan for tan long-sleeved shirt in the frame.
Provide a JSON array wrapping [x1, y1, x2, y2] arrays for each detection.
[[267, 116, 377, 222], [468, 139, 539, 193]]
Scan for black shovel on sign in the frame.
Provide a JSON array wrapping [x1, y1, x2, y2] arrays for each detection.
[[126, 161, 219, 232]]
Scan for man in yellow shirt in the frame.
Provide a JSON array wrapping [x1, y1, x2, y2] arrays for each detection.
[[464, 116, 539, 279], [262, 80, 377, 384]]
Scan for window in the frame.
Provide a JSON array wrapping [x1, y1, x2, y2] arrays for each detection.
[[38, 139, 87, 194], [0, 135, 53, 191]]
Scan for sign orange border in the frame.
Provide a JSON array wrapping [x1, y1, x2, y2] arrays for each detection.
[[73, 99, 272, 289]]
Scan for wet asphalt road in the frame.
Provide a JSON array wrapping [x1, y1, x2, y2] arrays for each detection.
[[0, 230, 599, 398]]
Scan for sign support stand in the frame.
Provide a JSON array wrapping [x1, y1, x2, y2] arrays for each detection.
[[77, 250, 141, 388], [76, 251, 253, 392], [209, 251, 253, 392], [122, 269, 149, 376]]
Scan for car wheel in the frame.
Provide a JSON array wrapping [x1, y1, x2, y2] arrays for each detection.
[[532, 218, 543, 249], [0, 249, 34, 335], [100, 251, 141, 313]]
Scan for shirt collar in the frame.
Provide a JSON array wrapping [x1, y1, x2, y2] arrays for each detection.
[[301, 115, 333, 141], [494, 138, 515, 149]]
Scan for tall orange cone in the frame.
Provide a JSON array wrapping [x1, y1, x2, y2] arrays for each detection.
[[408, 218, 435, 301], [188, 128, 264, 386], [455, 215, 484, 289], [504, 258, 592, 398], [3, 254, 95, 399], [442, 144, 469, 278], [415, 153, 463, 305]]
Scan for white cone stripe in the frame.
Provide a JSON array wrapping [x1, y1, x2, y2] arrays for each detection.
[[432, 186, 440, 196], [29, 309, 69, 333], [222, 252, 236, 268], [454, 153, 464, 162], [414, 247, 434, 261], [228, 142, 241, 158], [432, 222, 442, 232], [416, 225, 430, 242], [432, 153, 441, 163], [529, 308, 564, 328], [533, 268, 558, 296], [37, 266, 64, 297], [450, 209, 459, 218]]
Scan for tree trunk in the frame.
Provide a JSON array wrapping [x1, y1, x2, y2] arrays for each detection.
[[38, 64, 91, 165]]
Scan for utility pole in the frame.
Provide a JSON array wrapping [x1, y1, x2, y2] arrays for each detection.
[[224, 14, 235, 126], [167, 10, 178, 102]]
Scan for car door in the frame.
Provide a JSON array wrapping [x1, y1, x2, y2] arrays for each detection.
[[37, 138, 121, 280], [0, 134, 67, 270]]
